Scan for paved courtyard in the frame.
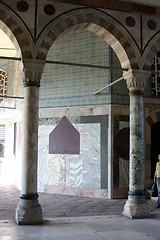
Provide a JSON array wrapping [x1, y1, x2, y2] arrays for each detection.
[[0, 185, 160, 240], [0, 184, 159, 220]]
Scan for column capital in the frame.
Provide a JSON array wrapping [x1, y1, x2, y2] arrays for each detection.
[[123, 69, 150, 94], [22, 58, 45, 87]]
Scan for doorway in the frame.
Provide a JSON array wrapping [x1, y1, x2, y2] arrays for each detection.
[[151, 121, 160, 178]]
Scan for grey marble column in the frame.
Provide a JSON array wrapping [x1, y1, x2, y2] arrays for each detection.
[[15, 59, 45, 225], [122, 69, 151, 219]]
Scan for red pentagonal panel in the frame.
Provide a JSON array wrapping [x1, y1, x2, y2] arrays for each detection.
[[49, 116, 80, 154]]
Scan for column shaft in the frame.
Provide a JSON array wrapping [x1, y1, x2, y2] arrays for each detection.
[[129, 93, 144, 194], [21, 86, 39, 195]]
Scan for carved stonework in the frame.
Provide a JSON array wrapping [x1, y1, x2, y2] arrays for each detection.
[[123, 69, 150, 93], [22, 59, 45, 87]]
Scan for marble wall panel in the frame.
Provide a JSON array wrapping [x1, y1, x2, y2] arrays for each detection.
[[66, 123, 100, 189], [39, 125, 66, 186], [38, 122, 100, 189], [66, 155, 83, 188], [2, 123, 15, 184], [38, 125, 53, 185], [46, 155, 66, 186]]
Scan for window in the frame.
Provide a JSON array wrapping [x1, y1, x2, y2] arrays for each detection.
[[151, 50, 160, 98], [0, 125, 5, 158], [0, 69, 7, 101]]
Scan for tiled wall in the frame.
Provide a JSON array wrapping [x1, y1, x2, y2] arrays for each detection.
[[39, 29, 133, 108], [40, 30, 111, 108]]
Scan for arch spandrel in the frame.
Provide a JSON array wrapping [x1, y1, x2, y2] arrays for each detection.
[[36, 8, 141, 70]]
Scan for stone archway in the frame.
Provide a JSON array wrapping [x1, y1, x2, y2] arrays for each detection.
[[37, 14, 134, 200], [36, 8, 140, 70], [32, 5, 155, 219]]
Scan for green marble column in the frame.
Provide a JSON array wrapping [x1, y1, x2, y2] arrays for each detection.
[[122, 69, 151, 219]]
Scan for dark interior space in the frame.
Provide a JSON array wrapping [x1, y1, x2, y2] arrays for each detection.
[[151, 121, 160, 178]]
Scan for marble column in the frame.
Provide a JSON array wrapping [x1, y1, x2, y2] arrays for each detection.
[[15, 59, 45, 225], [108, 107, 113, 199], [122, 69, 151, 219]]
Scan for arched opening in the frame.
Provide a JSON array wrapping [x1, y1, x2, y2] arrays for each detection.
[[37, 8, 140, 198], [0, 23, 23, 186], [145, 48, 160, 183], [38, 21, 130, 197], [151, 121, 160, 179]]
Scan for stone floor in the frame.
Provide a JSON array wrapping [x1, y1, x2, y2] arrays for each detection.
[[0, 185, 160, 239]]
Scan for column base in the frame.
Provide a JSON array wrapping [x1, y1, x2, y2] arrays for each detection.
[[15, 198, 43, 225], [122, 196, 151, 219]]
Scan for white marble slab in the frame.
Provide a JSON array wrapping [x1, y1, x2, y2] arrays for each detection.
[[38, 123, 100, 190]]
